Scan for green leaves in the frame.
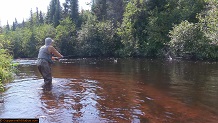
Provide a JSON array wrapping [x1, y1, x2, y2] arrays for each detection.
[[0, 49, 15, 91], [77, 11, 118, 57], [46, 0, 62, 27], [0, 0, 217, 60], [118, 0, 148, 57], [198, 0, 218, 45], [55, 17, 76, 55], [168, 0, 218, 60], [169, 20, 217, 60]]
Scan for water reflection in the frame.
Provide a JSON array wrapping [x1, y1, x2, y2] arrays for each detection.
[[38, 78, 106, 123], [0, 58, 218, 123]]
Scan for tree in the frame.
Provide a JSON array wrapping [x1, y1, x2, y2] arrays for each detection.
[[30, 9, 33, 27], [0, 33, 11, 50], [117, 0, 206, 57], [34, 24, 56, 47], [198, 0, 218, 45], [12, 22, 16, 31], [22, 19, 25, 28], [55, 17, 77, 56], [39, 11, 44, 24], [145, 0, 205, 57], [118, 0, 149, 57], [46, 0, 62, 27], [0, 48, 14, 91], [105, 0, 126, 25], [6, 21, 10, 32], [36, 7, 39, 25], [8, 28, 26, 58], [92, 0, 107, 21], [168, 0, 218, 60], [169, 21, 209, 59], [77, 12, 100, 56], [78, 11, 118, 57], [63, 0, 79, 26], [26, 33, 37, 57], [54, 0, 62, 27]]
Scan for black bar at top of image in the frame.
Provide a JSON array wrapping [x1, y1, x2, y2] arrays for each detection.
[[0, 119, 39, 123]]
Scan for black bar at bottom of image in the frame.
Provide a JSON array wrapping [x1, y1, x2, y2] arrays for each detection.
[[0, 119, 39, 123]]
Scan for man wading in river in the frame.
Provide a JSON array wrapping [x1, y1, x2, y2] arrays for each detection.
[[37, 37, 63, 88]]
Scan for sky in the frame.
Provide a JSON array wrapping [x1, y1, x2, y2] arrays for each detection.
[[0, 0, 91, 26]]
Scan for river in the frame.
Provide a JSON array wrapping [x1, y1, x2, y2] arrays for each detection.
[[0, 58, 218, 123]]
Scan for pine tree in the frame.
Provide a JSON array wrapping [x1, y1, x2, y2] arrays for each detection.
[[92, 0, 107, 21], [22, 19, 25, 27], [46, 0, 62, 27], [63, 1, 69, 17], [106, 0, 125, 25], [54, 0, 61, 27], [6, 21, 10, 31], [12, 22, 16, 31], [30, 9, 33, 27], [12, 18, 18, 30], [63, 0, 79, 26], [70, 0, 79, 24], [39, 11, 44, 24], [36, 7, 39, 25]]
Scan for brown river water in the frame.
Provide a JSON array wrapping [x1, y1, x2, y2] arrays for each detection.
[[0, 58, 218, 123]]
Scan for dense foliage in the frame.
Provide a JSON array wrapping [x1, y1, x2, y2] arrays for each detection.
[[169, 0, 218, 60], [0, 0, 217, 60], [0, 37, 15, 91]]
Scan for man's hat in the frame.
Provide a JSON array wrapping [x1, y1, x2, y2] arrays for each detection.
[[45, 37, 54, 46]]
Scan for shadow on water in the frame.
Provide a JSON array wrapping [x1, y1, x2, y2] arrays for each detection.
[[0, 58, 218, 123]]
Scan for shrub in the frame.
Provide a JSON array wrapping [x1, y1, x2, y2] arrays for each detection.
[[0, 49, 15, 91], [169, 20, 217, 60]]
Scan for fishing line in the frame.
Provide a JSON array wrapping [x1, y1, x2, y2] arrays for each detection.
[[62, 55, 75, 58], [53, 55, 75, 60]]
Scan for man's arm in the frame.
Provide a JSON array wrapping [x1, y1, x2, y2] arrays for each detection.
[[48, 46, 63, 58]]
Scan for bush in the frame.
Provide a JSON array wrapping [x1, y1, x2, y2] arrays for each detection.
[[169, 20, 217, 60], [0, 49, 15, 91], [77, 13, 118, 57]]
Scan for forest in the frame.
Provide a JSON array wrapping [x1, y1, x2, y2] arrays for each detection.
[[0, 0, 218, 60], [0, 0, 218, 85]]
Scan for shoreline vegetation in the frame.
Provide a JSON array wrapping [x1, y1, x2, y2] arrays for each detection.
[[0, 0, 217, 60], [0, 0, 218, 90], [0, 49, 16, 91]]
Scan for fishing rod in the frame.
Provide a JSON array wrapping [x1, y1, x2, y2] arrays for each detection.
[[63, 55, 76, 58], [53, 55, 76, 60]]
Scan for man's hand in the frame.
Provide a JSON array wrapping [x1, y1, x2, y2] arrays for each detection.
[[52, 57, 59, 61]]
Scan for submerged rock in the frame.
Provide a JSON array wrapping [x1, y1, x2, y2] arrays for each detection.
[[0, 96, 4, 103]]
